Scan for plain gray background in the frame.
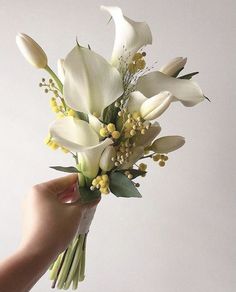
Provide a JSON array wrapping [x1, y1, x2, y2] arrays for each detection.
[[0, 0, 235, 291]]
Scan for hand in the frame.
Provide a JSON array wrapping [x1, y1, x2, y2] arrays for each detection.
[[20, 174, 99, 258], [0, 174, 100, 292]]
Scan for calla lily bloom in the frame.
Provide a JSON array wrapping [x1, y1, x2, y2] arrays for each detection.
[[57, 58, 65, 83], [63, 45, 124, 117], [101, 6, 152, 66], [136, 71, 204, 107], [49, 117, 113, 178], [150, 136, 185, 153], [160, 57, 187, 77]]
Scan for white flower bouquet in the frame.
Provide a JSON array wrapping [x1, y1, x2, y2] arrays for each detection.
[[16, 5, 206, 290]]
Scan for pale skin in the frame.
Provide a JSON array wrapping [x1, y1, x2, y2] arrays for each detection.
[[0, 174, 100, 292]]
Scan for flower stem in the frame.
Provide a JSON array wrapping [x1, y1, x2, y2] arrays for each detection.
[[56, 238, 79, 289], [63, 234, 85, 289], [45, 65, 63, 93]]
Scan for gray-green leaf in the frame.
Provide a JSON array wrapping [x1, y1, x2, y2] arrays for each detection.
[[110, 172, 142, 198], [50, 166, 80, 173], [79, 186, 101, 203], [178, 71, 199, 80]]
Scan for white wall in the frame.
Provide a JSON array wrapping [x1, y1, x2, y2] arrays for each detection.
[[0, 0, 235, 291]]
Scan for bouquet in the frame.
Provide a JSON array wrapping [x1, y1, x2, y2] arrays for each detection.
[[16, 5, 206, 290]]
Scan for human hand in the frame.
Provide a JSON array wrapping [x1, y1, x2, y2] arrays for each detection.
[[20, 174, 100, 260], [0, 175, 100, 292]]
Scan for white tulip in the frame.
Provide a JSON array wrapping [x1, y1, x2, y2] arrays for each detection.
[[99, 146, 116, 171], [101, 6, 152, 66], [63, 45, 124, 117], [159, 57, 187, 77], [140, 91, 174, 120], [127, 91, 148, 113], [49, 117, 113, 178], [16, 33, 48, 69], [136, 71, 204, 107], [151, 136, 185, 153], [134, 122, 161, 147], [121, 146, 144, 169]]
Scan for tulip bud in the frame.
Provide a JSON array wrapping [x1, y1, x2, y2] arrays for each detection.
[[16, 33, 48, 69], [150, 136, 185, 153], [159, 57, 187, 77], [99, 146, 116, 171], [140, 91, 173, 120]]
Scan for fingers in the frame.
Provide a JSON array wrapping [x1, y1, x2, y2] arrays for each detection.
[[40, 174, 78, 196], [69, 196, 101, 210]]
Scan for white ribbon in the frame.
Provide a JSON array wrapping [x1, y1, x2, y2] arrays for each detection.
[[77, 206, 97, 234]]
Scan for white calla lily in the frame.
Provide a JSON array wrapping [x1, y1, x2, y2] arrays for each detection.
[[88, 114, 103, 136], [77, 139, 113, 178], [151, 136, 185, 153], [140, 91, 174, 120], [136, 71, 204, 106], [57, 58, 65, 83], [99, 146, 116, 171], [49, 117, 113, 178], [101, 6, 152, 66], [50, 117, 98, 152], [63, 46, 124, 117], [159, 57, 187, 77]]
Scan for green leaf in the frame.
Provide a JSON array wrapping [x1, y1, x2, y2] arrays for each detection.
[[172, 67, 184, 78], [50, 166, 80, 173], [76, 111, 89, 122], [120, 169, 146, 179], [109, 172, 142, 198], [79, 186, 101, 203], [178, 71, 199, 80], [102, 102, 119, 124]]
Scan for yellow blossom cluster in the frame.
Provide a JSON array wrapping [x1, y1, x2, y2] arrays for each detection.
[[44, 134, 69, 153], [153, 154, 168, 167], [50, 97, 77, 118], [99, 123, 121, 140], [90, 174, 109, 194], [128, 52, 146, 74], [124, 112, 150, 138]]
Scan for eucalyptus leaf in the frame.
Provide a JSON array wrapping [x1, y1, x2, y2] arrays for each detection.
[[50, 166, 80, 173], [102, 102, 119, 124], [172, 67, 184, 78], [178, 71, 199, 80], [79, 186, 101, 203], [76, 111, 89, 122], [110, 172, 142, 198]]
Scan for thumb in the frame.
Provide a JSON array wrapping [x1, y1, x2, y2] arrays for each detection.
[[42, 174, 78, 195]]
